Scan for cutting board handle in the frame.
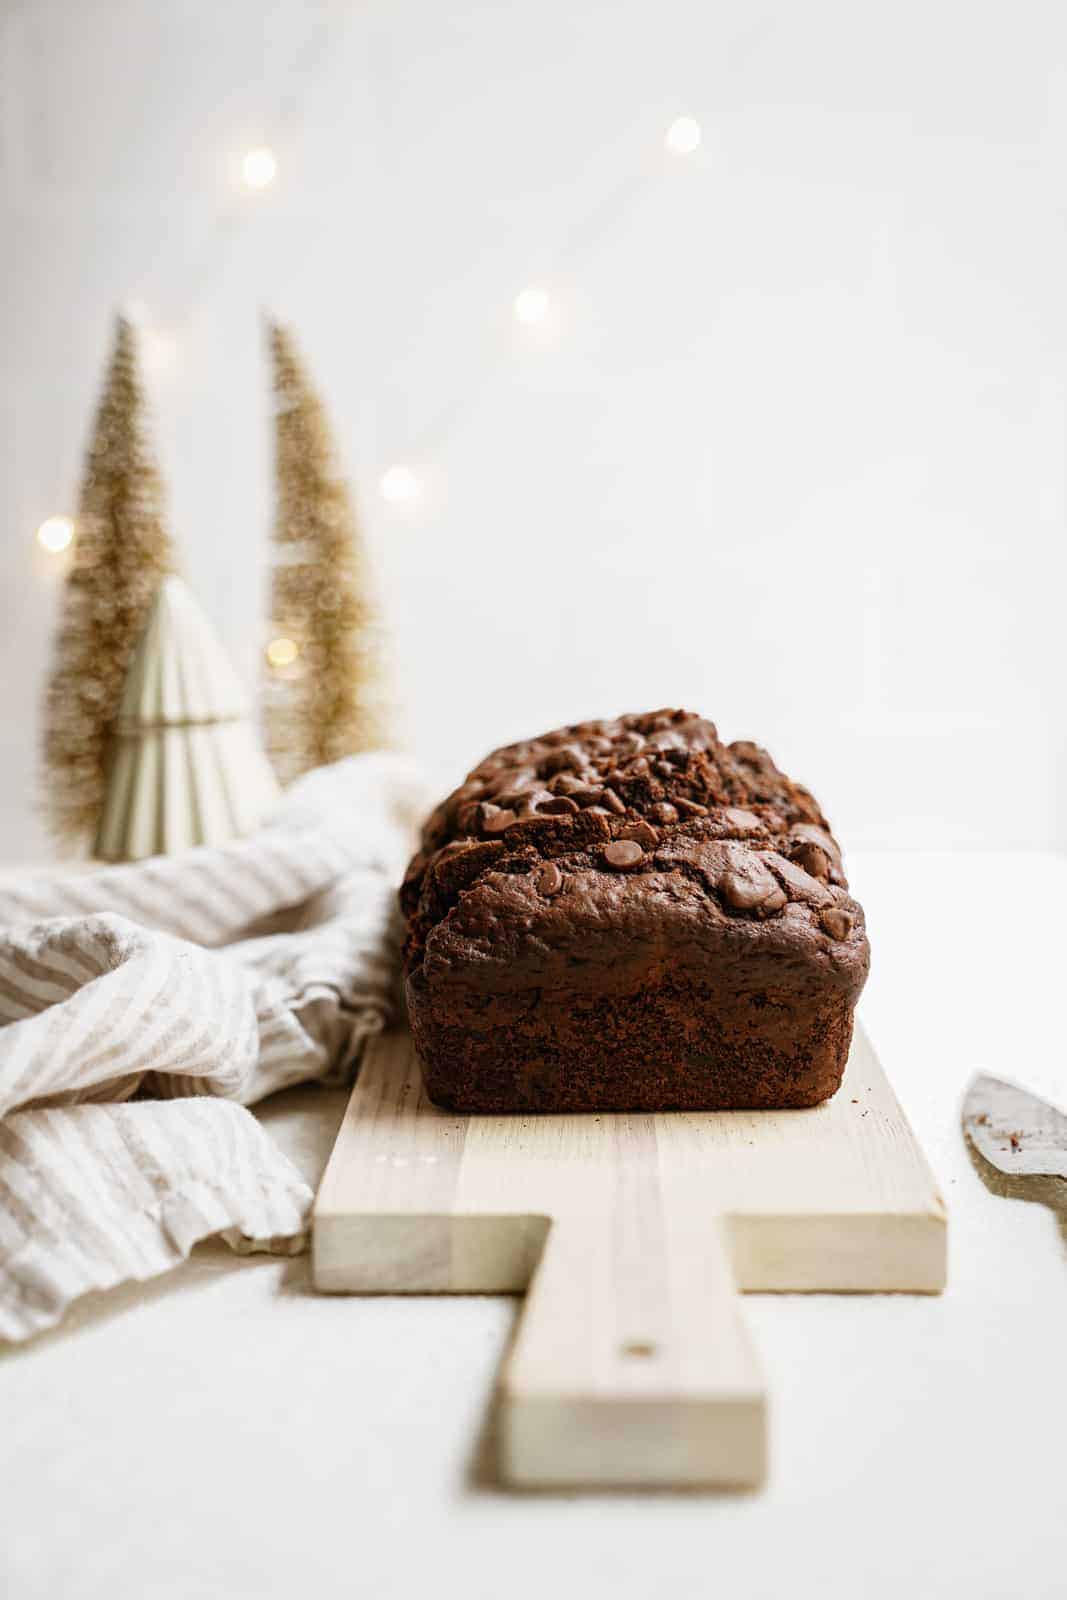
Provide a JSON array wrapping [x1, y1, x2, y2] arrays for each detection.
[[499, 1211, 766, 1488]]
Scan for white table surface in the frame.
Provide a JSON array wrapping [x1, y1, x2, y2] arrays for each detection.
[[3, 851, 1066, 1600]]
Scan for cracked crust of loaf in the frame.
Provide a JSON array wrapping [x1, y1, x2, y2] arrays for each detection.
[[401, 709, 870, 1112]]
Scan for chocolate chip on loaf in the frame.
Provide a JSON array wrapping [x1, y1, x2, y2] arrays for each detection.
[[538, 794, 579, 815], [535, 861, 563, 897], [819, 907, 854, 941], [621, 820, 658, 852], [542, 745, 586, 776], [723, 807, 762, 834], [603, 838, 644, 868], [765, 852, 833, 906], [793, 840, 832, 882], [720, 866, 787, 916], [549, 772, 584, 795], [482, 808, 517, 834]]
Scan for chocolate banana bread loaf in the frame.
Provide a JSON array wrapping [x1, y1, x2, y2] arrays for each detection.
[[400, 710, 869, 1112]]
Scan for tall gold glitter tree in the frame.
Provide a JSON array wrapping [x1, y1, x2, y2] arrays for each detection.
[[43, 316, 177, 845], [264, 319, 390, 783]]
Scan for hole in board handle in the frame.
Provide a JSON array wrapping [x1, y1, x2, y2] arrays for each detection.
[[620, 1340, 658, 1359]]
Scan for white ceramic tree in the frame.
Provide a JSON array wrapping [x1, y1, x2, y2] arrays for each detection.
[[94, 577, 280, 861]]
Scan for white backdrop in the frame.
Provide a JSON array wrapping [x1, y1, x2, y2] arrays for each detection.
[[3, 0, 1065, 859]]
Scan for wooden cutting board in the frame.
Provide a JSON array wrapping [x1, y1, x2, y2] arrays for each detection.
[[312, 1024, 946, 1489]]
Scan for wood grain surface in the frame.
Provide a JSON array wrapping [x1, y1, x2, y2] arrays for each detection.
[[313, 1024, 946, 1488]]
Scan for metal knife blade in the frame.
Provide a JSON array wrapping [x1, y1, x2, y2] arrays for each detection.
[[962, 1074, 1067, 1183]]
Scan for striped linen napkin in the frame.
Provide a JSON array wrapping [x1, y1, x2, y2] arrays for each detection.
[[0, 752, 427, 1343]]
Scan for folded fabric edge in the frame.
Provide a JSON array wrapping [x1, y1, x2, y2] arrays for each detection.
[[0, 1167, 312, 1344]]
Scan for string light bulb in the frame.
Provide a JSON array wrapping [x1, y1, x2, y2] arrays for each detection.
[[513, 286, 550, 326], [664, 115, 701, 156], [241, 147, 278, 189], [37, 515, 74, 554], [266, 636, 299, 668], [379, 465, 421, 505]]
